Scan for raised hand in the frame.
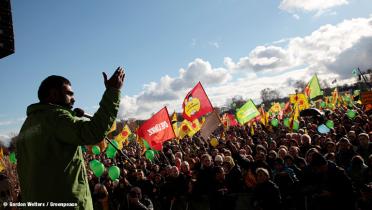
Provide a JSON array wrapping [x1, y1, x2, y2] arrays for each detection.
[[102, 66, 125, 90]]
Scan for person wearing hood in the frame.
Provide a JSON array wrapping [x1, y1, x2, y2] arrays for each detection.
[[16, 67, 125, 209]]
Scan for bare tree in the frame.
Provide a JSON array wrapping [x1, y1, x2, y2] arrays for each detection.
[[293, 80, 306, 92], [260, 88, 280, 103]]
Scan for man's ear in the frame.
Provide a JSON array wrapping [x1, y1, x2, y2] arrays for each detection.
[[45, 88, 59, 103]]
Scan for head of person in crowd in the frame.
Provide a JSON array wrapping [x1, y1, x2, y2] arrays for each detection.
[[348, 130, 357, 144], [325, 141, 336, 153], [268, 150, 278, 161], [153, 173, 164, 185], [358, 133, 370, 149], [170, 166, 180, 178], [305, 148, 319, 164], [268, 140, 277, 151], [128, 186, 143, 202], [175, 151, 183, 160], [283, 155, 295, 167], [255, 151, 267, 162], [214, 166, 225, 183], [223, 156, 235, 173], [301, 134, 311, 146], [309, 152, 328, 174], [256, 168, 270, 184], [180, 161, 190, 175], [201, 154, 213, 169], [337, 137, 352, 152], [350, 155, 367, 170], [211, 148, 219, 158], [175, 157, 182, 169], [214, 155, 223, 166], [273, 158, 285, 172], [256, 144, 267, 155], [324, 152, 336, 162], [278, 147, 288, 159], [289, 146, 300, 157], [135, 169, 145, 181]]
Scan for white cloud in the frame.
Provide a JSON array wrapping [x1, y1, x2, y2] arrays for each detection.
[[292, 14, 300, 20], [0, 134, 11, 147], [209, 42, 220, 48], [279, 0, 348, 14], [116, 15, 372, 120], [117, 58, 232, 119], [0, 117, 25, 126]]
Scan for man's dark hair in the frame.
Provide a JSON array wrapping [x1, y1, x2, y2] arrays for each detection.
[[38, 75, 70, 102]]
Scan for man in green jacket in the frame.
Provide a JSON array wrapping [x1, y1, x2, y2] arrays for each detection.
[[16, 67, 125, 209]]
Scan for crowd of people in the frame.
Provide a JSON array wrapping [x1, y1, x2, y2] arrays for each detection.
[[80, 104, 372, 210]]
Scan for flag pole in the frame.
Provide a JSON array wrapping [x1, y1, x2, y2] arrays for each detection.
[[104, 137, 134, 166], [357, 67, 372, 90]]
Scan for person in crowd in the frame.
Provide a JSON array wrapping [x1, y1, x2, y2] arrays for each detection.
[[252, 167, 281, 210], [357, 133, 372, 161], [16, 68, 124, 209], [304, 152, 355, 210], [119, 186, 153, 210]]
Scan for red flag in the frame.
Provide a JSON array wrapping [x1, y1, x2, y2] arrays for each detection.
[[226, 113, 238, 127], [137, 107, 175, 151], [182, 82, 213, 121]]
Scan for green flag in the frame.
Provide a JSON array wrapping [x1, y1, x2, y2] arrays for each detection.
[[304, 74, 323, 100], [235, 99, 260, 125]]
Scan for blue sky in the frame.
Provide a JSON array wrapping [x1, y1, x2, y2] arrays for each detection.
[[1, 0, 372, 138]]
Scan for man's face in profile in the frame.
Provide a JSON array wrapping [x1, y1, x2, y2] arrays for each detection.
[[55, 84, 75, 109]]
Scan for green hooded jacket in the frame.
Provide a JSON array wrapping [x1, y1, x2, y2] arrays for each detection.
[[16, 88, 120, 210]]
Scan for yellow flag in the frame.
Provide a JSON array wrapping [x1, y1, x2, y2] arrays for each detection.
[[0, 148, 4, 172], [109, 121, 117, 133], [115, 125, 132, 149], [269, 102, 281, 114], [171, 112, 179, 138], [289, 93, 309, 111], [179, 119, 200, 138]]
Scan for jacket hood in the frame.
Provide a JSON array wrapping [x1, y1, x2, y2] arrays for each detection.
[[26, 103, 73, 116]]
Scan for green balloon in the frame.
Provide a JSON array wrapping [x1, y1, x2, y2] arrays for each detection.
[[328, 103, 334, 109], [344, 96, 350, 102], [108, 166, 120, 180], [347, 110, 357, 119], [320, 101, 326, 108], [271, 118, 279, 127], [145, 150, 155, 161], [280, 103, 285, 109], [326, 120, 334, 129], [284, 118, 290, 127], [106, 149, 117, 159], [107, 140, 119, 153], [93, 162, 105, 177], [9, 152, 17, 164], [92, 145, 101, 155], [292, 120, 299, 131], [89, 159, 100, 170]]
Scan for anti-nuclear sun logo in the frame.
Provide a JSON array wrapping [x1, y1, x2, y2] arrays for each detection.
[[184, 96, 201, 118]]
